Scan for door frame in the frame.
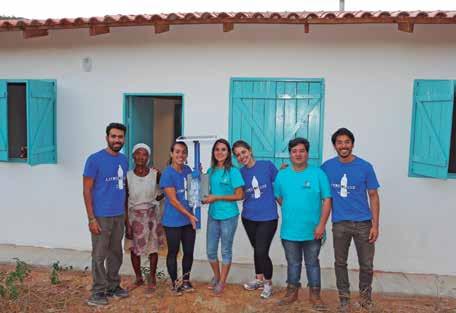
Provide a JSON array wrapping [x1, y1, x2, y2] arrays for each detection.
[[122, 92, 185, 164]]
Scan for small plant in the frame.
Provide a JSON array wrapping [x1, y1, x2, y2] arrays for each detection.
[[0, 258, 31, 300], [49, 261, 73, 285]]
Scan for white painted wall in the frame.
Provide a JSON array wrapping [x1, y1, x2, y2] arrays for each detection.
[[1, 23, 456, 276]]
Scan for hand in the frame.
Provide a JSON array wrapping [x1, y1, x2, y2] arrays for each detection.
[[368, 226, 379, 243], [202, 194, 217, 204], [279, 163, 289, 170], [314, 224, 325, 240], [188, 215, 199, 230], [155, 193, 165, 201], [89, 219, 102, 235], [125, 223, 133, 240]]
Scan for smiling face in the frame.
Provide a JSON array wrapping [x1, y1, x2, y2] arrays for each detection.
[[290, 143, 308, 167], [106, 128, 125, 153], [233, 146, 253, 167], [133, 148, 149, 167], [334, 134, 354, 159], [214, 142, 229, 165], [170, 143, 188, 167]]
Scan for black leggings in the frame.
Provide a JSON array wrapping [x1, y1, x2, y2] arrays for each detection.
[[242, 218, 278, 280], [164, 224, 196, 282]]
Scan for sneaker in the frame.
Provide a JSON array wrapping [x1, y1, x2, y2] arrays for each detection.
[[207, 277, 219, 290], [106, 286, 129, 298], [260, 282, 273, 299], [171, 283, 184, 296], [243, 279, 264, 291], [86, 292, 108, 306], [182, 280, 195, 292], [213, 282, 225, 296]]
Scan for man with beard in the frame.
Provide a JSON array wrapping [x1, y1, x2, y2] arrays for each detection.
[[83, 123, 129, 306], [321, 128, 380, 313]]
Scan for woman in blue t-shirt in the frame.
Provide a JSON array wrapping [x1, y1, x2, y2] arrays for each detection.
[[160, 141, 198, 295], [203, 138, 245, 295], [232, 140, 279, 299]]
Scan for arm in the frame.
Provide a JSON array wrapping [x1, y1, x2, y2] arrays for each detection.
[[368, 189, 380, 243], [83, 176, 101, 235], [155, 170, 165, 201], [124, 179, 133, 239], [203, 187, 244, 203], [314, 198, 332, 240], [275, 197, 282, 206], [163, 187, 198, 229]]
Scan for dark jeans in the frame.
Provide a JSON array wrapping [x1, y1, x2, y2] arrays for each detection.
[[333, 221, 375, 297], [242, 218, 278, 280], [91, 215, 125, 294], [164, 224, 196, 282], [281, 239, 322, 288]]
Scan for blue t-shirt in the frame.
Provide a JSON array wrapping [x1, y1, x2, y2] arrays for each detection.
[[274, 166, 331, 241], [321, 156, 380, 223], [160, 165, 193, 227], [83, 149, 129, 217], [207, 166, 245, 220], [240, 160, 278, 221]]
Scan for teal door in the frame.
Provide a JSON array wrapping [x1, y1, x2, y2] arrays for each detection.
[[124, 96, 154, 168], [230, 78, 324, 168]]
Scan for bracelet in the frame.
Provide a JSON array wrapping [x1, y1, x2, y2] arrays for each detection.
[[88, 217, 97, 224]]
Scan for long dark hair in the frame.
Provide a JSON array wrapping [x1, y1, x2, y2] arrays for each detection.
[[168, 141, 188, 165], [210, 138, 233, 172]]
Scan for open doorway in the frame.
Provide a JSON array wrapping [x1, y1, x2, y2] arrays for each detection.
[[123, 94, 183, 171]]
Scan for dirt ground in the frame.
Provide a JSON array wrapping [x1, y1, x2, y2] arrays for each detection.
[[1, 264, 456, 313]]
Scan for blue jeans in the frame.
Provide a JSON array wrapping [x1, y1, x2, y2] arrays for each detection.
[[206, 214, 239, 264], [281, 239, 322, 288]]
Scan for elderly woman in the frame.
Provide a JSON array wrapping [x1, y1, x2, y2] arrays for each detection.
[[125, 143, 164, 291]]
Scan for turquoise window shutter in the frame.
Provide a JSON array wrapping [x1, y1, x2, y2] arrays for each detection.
[[409, 80, 454, 179], [231, 80, 277, 165], [27, 80, 57, 165], [0, 80, 8, 161], [230, 78, 324, 168]]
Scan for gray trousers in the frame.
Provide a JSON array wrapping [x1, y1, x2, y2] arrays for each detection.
[[91, 215, 125, 294], [332, 220, 375, 298]]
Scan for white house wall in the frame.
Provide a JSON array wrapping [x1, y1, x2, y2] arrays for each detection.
[[1, 24, 456, 276]]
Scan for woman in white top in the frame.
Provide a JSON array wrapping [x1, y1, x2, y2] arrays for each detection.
[[125, 143, 164, 291]]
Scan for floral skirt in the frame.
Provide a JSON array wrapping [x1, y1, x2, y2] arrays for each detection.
[[125, 206, 165, 256]]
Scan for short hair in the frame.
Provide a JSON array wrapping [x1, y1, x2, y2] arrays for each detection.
[[331, 128, 355, 145], [288, 137, 310, 153], [106, 122, 127, 136]]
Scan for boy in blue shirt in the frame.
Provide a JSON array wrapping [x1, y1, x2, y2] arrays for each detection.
[[83, 123, 129, 306], [321, 128, 380, 312], [274, 138, 331, 308]]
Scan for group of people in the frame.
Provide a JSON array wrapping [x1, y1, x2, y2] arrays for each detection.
[[83, 122, 380, 313]]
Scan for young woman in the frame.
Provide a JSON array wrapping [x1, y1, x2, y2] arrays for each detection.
[[203, 138, 245, 295], [160, 141, 198, 295], [125, 143, 164, 292], [232, 140, 278, 299]]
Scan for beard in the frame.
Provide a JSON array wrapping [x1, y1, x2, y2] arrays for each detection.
[[108, 142, 124, 152]]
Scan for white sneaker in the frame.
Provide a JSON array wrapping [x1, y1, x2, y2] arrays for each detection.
[[260, 282, 273, 299], [243, 279, 264, 291]]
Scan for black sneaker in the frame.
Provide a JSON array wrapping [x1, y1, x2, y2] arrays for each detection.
[[181, 281, 195, 292], [171, 283, 184, 296], [87, 292, 108, 306], [106, 286, 129, 298]]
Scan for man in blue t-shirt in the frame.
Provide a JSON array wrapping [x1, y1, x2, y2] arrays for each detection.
[[321, 128, 380, 312], [274, 138, 331, 308], [83, 123, 129, 306]]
